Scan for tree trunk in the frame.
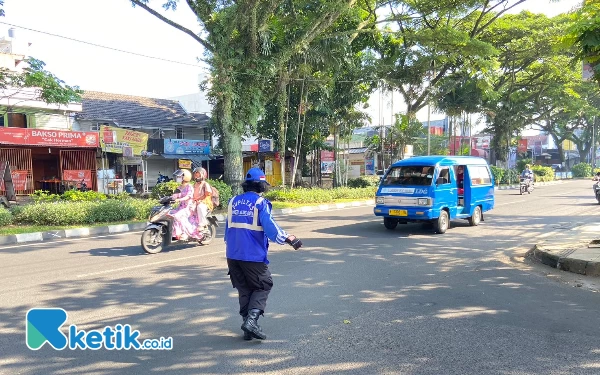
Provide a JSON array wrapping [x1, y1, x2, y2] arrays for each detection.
[[215, 81, 244, 195]]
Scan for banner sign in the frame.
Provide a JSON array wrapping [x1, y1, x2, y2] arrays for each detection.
[[0, 128, 98, 148], [100, 125, 148, 155], [11, 170, 28, 191], [164, 139, 210, 155], [63, 170, 92, 188]]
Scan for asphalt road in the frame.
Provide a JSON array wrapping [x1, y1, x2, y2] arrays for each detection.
[[1, 179, 600, 375]]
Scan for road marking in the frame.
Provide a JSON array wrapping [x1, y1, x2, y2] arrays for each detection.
[[0, 232, 134, 250], [75, 250, 224, 278]]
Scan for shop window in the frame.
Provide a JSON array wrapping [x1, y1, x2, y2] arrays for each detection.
[[6, 113, 27, 128], [176, 127, 184, 139]]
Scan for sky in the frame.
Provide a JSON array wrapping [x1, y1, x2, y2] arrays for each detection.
[[1, 0, 585, 126]]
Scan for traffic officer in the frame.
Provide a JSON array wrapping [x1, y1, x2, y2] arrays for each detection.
[[224, 167, 303, 340]]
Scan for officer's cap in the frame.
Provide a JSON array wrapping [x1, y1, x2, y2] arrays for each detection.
[[245, 167, 270, 185]]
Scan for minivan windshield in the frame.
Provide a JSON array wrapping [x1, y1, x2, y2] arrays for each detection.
[[383, 165, 434, 186]]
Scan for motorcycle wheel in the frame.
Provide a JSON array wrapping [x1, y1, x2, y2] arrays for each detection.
[[520, 185, 525, 195], [199, 223, 217, 245], [596, 193, 600, 204], [141, 227, 165, 254]]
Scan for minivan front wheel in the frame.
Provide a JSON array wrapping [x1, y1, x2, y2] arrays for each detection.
[[383, 217, 398, 230], [434, 210, 449, 234]]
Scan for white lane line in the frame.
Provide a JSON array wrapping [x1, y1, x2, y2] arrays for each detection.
[[75, 250, 224, 278]]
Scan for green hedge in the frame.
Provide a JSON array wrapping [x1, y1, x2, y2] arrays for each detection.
[[347, 176, 381, 188], [490, 166, 504, 186], [31, 189, 129, 202], [9, 199, 158, 226], [264, 186, 376, 203], [571, 163, 593, 178], [0, 207, 13, 226], [532, 165, 555, 182]]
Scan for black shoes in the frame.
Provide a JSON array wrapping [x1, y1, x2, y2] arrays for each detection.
[[241, 309, 267, 340]]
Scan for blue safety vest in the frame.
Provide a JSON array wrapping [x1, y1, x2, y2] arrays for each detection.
[[225, 192, 271, 263]]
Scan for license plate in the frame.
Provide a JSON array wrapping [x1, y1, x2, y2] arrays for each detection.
[[389, 209, 407, 216]]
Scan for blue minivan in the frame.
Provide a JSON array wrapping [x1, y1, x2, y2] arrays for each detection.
[[373, 156, 495, 234]]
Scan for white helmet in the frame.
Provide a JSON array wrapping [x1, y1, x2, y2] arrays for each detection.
[[193, 167, 207, 181]]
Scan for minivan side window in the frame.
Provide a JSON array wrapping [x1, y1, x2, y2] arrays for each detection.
[[437, 167, 451, 185], [469, 166, 492, 185]]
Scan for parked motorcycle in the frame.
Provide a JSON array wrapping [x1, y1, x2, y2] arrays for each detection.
[[594, 182, 600, 204], [79, 179, 89, 192], [519, 177, 533, 195], [141, 196, 219, 254], [157, 172, 171, 184]]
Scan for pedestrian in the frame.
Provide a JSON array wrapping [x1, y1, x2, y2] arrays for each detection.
[[224, 167, 303, 340]]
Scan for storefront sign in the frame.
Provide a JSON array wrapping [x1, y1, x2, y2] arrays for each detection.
[[321, 150, 334, 162], [11, 170, 28, 191], [0, 128, 99, 148], [100, 125, 148, 155], [258, 139, 273, 152], [178, 159, 192, 169], [63, 170, 92, 188], [164, 139, 210, 155], [365, 159, 375, 175]]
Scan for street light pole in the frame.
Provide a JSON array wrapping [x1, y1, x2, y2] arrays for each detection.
[[593, 115, 596, 169]]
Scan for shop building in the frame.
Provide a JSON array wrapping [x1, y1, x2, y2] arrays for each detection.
[[74, 91, 212, 191], [0, 87, 96, 196]]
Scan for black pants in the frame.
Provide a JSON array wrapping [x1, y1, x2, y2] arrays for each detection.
[[227, 258, 273, 317]]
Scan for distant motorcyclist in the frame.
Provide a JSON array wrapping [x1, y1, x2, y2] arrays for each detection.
[[521, 164, 534, 181], [520, 164, 534, 190]]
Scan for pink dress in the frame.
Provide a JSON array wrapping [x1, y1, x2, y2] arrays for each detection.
[[169, 183, 201, 240]]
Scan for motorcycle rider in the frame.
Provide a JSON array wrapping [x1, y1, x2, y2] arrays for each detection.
[[192, 167, 213, 234], [168, 169, 200, 241], [224, 167, 303, 341], [521, 164, 534, 188]]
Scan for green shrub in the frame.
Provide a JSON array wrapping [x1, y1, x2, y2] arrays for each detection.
[[107, 192, 132, 200], [0, 207, 13, 226], [264, 186, 376, 203], [206, 179, 233, 208], [61, 190, 107, 201], [347, 176, 381, 188], [516, 158, 533, 172], [129, 198, 160, 220], [532, 165, 555, 182], [13, 202, 90, 226], [30, 190, 61, 202], [490, 166, 505, 186], [500, 169, 520, 185], [87, 200, 137, 223], [571, 163, 593, 178], [151, 181, 180, 199], [11, 198, 159, 226]]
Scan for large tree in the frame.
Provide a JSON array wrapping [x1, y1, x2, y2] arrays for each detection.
[[130, 0, 360, 192]]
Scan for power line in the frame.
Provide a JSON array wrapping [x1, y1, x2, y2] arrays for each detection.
[[0, 21, 206, 68]]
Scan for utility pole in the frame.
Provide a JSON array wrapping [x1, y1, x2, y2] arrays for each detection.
[[593, 115, 596, 169]]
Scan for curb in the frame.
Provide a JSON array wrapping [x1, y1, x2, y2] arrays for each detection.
[[0, 200, 375, 245], [530, 244, 600, 277]]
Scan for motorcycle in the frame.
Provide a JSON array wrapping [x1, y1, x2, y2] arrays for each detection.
[[141, 196, 219, 254], [594, 182, 600, 204], [157, 172, 171, 184], [519, 177, 533, 195]]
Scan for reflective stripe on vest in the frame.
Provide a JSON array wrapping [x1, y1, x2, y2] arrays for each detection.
[[228, 196, 264, 231]]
